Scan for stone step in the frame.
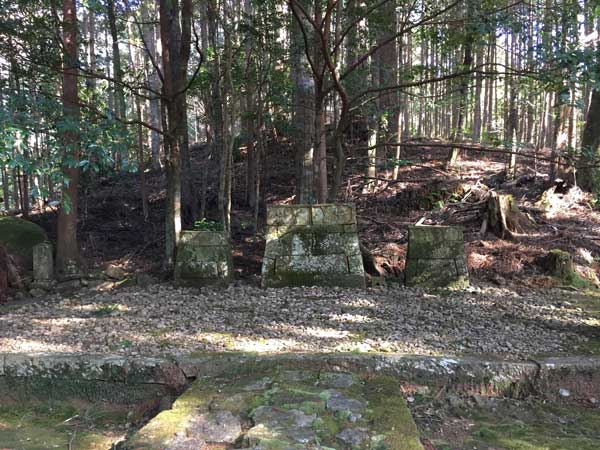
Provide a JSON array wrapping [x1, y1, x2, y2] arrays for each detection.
[[124, 368, 424, 450]]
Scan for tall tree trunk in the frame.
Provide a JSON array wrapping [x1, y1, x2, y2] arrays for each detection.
[[447, 25, 474, 167], [291, 0, 315, 203], [1, 168, 9, 210], [159, 0, 194, 270], [312, 1, 327, 204], [243, 0, 257, 208], [206, 0, 228, 227], [128, 23, 149, 222], [56, 0, 81, 277], [579, 89, 600, 192], [376, 0, 398, 176], [141, 1, 162, 171], [107, 0, 126, 169], [472, 45, 483, 141]]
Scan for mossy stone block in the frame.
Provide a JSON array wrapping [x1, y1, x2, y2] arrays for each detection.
[[312, 231, 360, 255], [266, 205, 311, 226], [276, 254, 350, 274], [33, 241, 53, 281], [262, 204, 365, 288], [405, 258, 469, 289], [409, 225, 463, 243], [179, 230, 228, 246], [264, 230, 313, 257], [175, 231, 233, 287], [405, 225, 469, 289], [407, 239, 464, 259], [311, 204, 356, 225], [126, 369, 424, 450]]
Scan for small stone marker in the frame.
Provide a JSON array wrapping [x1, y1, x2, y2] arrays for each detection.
[[174, 231, 233, 287], [32, 241, 53, 282], [404, 225, 469, 289], [262, 203, 365, 288]]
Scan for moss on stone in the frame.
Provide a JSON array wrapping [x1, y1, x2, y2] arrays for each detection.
[[465, 401, 600, 450], [0, 399, 131, 450], [0, 216, 47, 267], [362, 376, 424, 450], [126, 367, 425, 450]]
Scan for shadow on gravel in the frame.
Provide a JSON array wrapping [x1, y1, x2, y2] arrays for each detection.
[[0, 285, 599, 358]]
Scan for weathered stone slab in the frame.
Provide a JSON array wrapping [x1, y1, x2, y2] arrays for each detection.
[[175, 230, 233, 287], [125, 367, 424, 450], [266, 205, 311, 226], [409, 225, 463, 243], [32, 241, 53, 281], [405, 225, 469, 289], [262, 204, 365, 288], [312, 204, 356, 225]]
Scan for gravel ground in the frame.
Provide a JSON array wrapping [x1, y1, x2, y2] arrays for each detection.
[[0, 283, 598, 358]]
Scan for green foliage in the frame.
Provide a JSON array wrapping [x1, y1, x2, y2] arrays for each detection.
[[193, 219, 224, 232]]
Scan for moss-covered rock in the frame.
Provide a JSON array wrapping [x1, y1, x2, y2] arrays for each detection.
[[124, 367, 424, 450], [0, 216, 47, 268]]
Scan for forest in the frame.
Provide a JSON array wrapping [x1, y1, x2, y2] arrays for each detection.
[[0, 0, 599, 283], [2, 2, 600, 448]]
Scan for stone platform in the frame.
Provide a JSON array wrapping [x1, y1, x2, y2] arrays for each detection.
[[404, 225, 469, 289], [174, 231, 233, 287], [125, 367, 424, 450], [262, 204, 365, 288]]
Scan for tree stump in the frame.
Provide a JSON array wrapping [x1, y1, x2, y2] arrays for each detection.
[[540, 249, 586, 287], [484, 192, 534, 239], [544, 249, 574, 279]]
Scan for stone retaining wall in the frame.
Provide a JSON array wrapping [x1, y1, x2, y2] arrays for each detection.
[[2, 353, 599, 401], [175, 231, 233, 287], [405, 225, 469, 289], [262, 204, 365, 288]]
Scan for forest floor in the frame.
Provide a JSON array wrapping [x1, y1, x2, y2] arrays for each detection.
[[413, 390, 600, 450], [1, 283, 599, 357], [25, 140, 600, 288], [3, 140, 598, 358]]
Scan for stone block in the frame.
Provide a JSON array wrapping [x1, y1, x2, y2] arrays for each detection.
[[175, 231, 233, 287], [266, 205, 311, 226], [264, 231, 312, 258], [262, 204, 365, 288], [405, 225, 469, 289], [276, 254, 350, 274], [32, 242, 53, 281], [311, 204, 356, 225], [311, 231, 360, 255], [179, 230, 229, 246], [409, 225, 463, 243], [407, 239, 464, 259]]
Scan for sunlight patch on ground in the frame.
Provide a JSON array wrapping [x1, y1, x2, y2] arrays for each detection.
[[328, 313, 376, 324], [0, 337, 79, 353]]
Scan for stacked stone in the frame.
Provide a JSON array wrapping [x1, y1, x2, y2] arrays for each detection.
[[175, 231, 233, 287], [404, 225, 469, 289], [262, 204, 365, 288]]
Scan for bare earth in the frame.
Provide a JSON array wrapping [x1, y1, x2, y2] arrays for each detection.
[[0, 283, 598, 358]]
